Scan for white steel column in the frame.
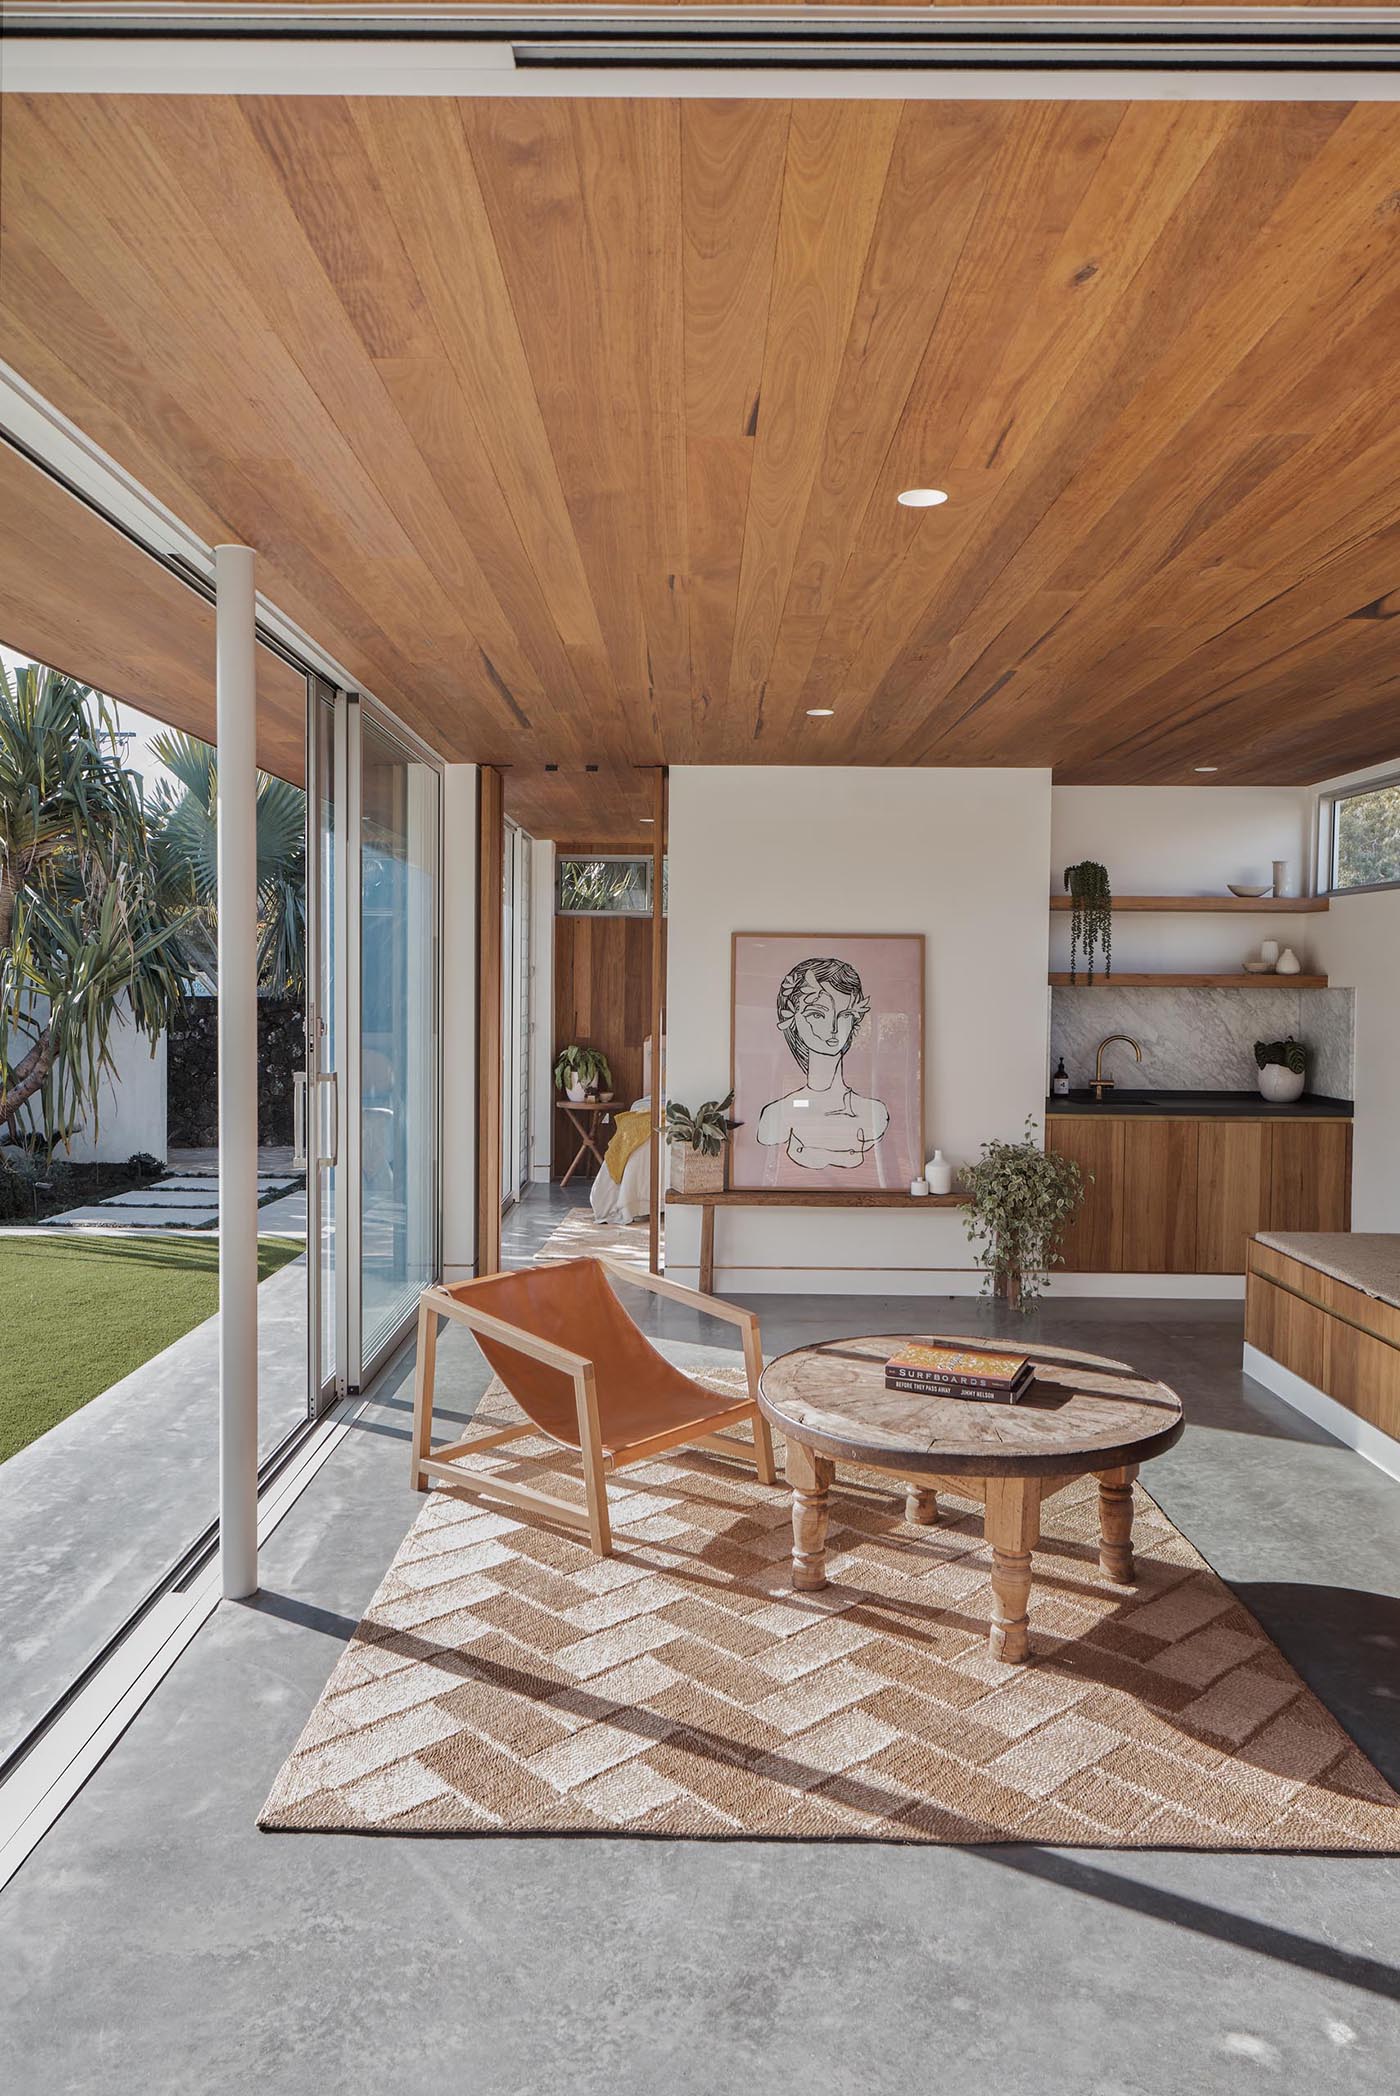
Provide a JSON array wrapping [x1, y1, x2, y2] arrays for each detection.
[[216, 543, 260, 1599]]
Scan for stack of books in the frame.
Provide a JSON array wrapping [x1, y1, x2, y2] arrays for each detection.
[[885, 1343, 1034, 1405]]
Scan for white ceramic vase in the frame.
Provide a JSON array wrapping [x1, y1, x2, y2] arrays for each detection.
[[1275, 947, 1302, 975], [1258, 1064, 1305, 1104], [926, 1150, 954, 1195]]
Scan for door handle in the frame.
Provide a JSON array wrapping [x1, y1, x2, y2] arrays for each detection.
[[317, 1070, 339, 1169], [292, 1070, 308, 1168]]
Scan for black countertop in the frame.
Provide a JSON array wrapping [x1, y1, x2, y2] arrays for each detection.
[[1045, 1089, 1353, 1119]]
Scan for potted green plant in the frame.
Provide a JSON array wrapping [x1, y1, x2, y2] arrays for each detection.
[[1063, 860, 1113, 983], [666, 1090, 738, 1194], [1254, 1035, 1307, 1105], [553, 1045, 612, 1103], [961, 1115, 1087, 1310]]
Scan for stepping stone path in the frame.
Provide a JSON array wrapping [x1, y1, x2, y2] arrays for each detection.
[[40, 1171, 302, 1232]]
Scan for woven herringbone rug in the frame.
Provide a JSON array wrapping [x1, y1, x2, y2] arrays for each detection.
[[261, 1372, 1400, 1848]]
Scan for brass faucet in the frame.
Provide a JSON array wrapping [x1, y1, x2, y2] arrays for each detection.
[[1093, 1034, 1143, 1102]]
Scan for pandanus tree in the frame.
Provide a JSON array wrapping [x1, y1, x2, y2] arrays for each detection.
[[144, 730, 306, 996], [0, 661, 184, 1144]]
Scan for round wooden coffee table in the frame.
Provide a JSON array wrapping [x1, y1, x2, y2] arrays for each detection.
[[757, 1333, 1185, 1664]]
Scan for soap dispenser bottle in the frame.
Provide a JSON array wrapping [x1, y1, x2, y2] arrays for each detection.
[[1052, 1057, 1071, 1098]]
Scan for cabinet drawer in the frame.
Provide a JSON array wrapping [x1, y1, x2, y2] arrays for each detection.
[[1323, 1319, 1400, 1441], [1245, 1273, 1327, 1387]]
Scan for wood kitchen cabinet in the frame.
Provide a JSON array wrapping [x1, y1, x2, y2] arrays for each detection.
[[1120, 1119, 1199, 1272], [1196, 1119, 1272, 1274], [1048, 1113, 1351, 1274], [1267, 1119, 1351, 1234], [1046, 1117, 1122, 1271]]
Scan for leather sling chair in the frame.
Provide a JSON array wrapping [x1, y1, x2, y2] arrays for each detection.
[[410, 1256, 778, 1556]]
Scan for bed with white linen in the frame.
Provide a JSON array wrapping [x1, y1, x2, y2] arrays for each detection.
[[590, 1097, 652, 1226]]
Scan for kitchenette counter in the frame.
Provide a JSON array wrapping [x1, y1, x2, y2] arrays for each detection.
[[1046, 1089, 1353, 1119]]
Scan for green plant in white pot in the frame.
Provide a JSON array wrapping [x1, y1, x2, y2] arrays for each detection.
[[553, 1044, 612, 1103], [666, 1091, 738, 1194], [1254, 1035, 1307, 1105], [961, 1115, 1086, 1310]]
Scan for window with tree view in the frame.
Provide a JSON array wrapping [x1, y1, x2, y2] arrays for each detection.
[[557, 856, 652, 914], [1332, 782, 1400, 892]]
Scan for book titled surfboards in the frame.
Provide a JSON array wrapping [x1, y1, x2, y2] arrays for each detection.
[[885, 1343, 1033, 1402]]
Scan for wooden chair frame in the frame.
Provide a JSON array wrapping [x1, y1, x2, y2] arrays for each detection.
[[410, 1257, 777, 1556]]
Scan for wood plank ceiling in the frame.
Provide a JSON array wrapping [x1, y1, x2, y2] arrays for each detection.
[[2, 94, 1399, 838]]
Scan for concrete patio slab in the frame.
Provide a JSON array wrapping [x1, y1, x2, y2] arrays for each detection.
[[0, 1252, 310, 1764]]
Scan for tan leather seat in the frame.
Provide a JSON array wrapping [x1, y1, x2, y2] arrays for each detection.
[[410, 1255, 777, 1555]]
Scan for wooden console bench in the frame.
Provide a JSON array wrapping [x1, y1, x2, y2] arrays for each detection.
[[665, 1187, 969, 1294], [1245, 1232, 1400, 1457]]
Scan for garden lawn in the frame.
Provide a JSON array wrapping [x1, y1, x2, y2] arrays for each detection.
[[0, 1234, 302, 1463]]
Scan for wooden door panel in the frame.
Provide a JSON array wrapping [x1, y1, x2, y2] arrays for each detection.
[[1197, 1119, 1270, 1274], [1268, 1122, 1352, 1234], [552, 911, 654, 1175], [1047, 1118, 1122, 1273], [1120, 1120, 1198, 1272]]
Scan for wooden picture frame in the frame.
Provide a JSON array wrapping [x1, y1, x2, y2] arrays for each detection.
[[729, 932, 926, 1193]]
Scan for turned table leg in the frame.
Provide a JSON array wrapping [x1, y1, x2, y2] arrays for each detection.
[[787, 1438, 834, 1592], [905, 1485, 939, 1526], [983, 1475, 1041, 1665], [1097, 1464, 1139, 1584]]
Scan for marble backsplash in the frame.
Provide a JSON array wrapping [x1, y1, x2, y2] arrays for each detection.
[[1049, 986, 1354, 1098]]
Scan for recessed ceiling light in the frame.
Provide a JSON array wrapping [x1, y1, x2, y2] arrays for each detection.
[[897, 488, 948, 508], [806, 708, 836, 718], [1194, 765, 1219, 774]]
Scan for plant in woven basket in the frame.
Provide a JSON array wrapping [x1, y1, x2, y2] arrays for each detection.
[[666, 1091, 737, 1156], [553, 1044, 612, 1097], [1254, 1035, 1307, 1075], [961, 1115, 1086, 1311], [1063, 859, 1113, 983]]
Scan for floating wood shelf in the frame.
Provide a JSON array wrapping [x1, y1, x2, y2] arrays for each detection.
[[1050, 972, 1329, 989], [1050, 894, 1328, 913], [664, 1188, 969, 1207]]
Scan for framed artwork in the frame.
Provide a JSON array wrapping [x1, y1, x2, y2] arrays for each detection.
[[729, 933, 925, 1192]]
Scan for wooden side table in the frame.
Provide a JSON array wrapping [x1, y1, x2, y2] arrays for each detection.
[[664, 1186, 969, 1293], [557, 1100, 615, 1187], [758, 1333, 1184, 1664]]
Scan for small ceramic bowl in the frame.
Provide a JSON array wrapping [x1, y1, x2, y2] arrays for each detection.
[[1228, 883, 1273, 898], [1242, 958, 1274, 972]]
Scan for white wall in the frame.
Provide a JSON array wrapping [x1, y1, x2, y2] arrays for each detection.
[[439, 764, 478, 1281], [1051, 786, 1318, 974], [665, 767, 1052, 1291], [529, 837, 555, 1181], [63, 1010, 167, 1164], [1312, 760, 1400, 1231]]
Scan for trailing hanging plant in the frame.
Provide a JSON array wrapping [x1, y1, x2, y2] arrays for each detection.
[[1254, 1035, 1307, 1076], [961, 1115, 1087, 1311], [1063, 860, 1113, 983], [553, 1044, 612, 1095], [666, 1091, 738, 1157]]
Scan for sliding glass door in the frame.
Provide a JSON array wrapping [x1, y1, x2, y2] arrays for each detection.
[[358, 712, 440, 1372], [305, 689, 440, 1401], [500, 818, 531, 1211]]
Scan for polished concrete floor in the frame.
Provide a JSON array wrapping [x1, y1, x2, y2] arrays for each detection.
[[4, 1184, 1399, 2094]]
